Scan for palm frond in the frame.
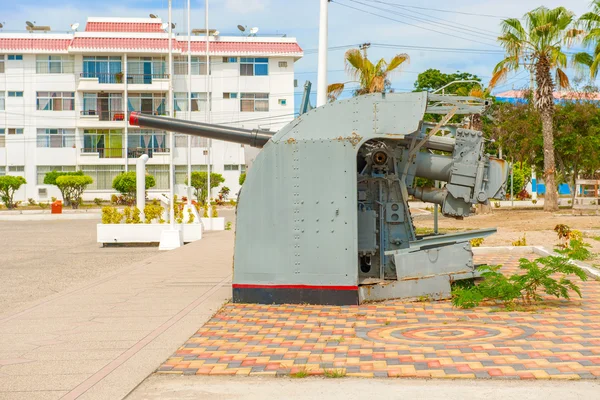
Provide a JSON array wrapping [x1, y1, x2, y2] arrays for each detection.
[[555, 68, 570, 89], [489, 67, 509, 89], [384, 53, 409, 74], [327, 83, 345, 102]]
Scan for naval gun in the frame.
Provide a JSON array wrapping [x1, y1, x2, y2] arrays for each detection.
[[130, 92, 508, 305]]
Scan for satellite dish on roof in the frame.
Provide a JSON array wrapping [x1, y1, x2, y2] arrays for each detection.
[[70, 23, 79, 31], [26, 21, 35, 28], [250, 27, 259, 35], [161, 23, 168, 30], [150, 14, 158, 18], [0, 23, 4, 29], [171, 22, 176, 29], [237, 24, 245, 32], [213, 30, 220, 36]]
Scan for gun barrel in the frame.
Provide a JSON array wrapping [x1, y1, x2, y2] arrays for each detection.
[[129, 112, 274, 148]]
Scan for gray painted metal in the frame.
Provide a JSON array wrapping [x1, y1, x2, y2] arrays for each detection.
[[133, 92, 509, 304]]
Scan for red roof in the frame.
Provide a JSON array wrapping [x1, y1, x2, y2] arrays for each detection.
[[179, 41, 303, 54], [70, 37, 174, 50], [0, 38, 71, 51], [496, 89, 600, 101], [85, 22, 164, 33], [70, 37, 302, 54]]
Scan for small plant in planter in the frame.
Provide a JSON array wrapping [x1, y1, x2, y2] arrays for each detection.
[[93, 198, 103, 206], [28, 198, 36, 206], [532, 199, 537, 204], [470, 237, 484, 247], [494, 201, 501, 208], [512, 234, 527, 246]]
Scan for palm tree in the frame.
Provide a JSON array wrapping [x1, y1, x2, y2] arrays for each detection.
[[489, 6, 577, 212], [574, 1, 600, 79], [327, 49, 409, 102]]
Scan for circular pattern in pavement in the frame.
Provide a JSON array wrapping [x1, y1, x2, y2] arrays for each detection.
[[360, 323, 533, 345]]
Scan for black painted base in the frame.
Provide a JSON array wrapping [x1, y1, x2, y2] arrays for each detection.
[[232, 287, 359, 306]]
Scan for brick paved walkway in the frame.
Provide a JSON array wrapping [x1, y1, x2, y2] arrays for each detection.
[[159, 254, 600, 379]]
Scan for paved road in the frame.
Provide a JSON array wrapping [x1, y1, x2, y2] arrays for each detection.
[[129, 375, 600, 399], [0, 230, 234, 400]]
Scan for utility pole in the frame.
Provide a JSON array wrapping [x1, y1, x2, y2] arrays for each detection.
[[359, 42, 371, 58], [316, 0, 330, 107], [528, 63, 538, 201], [205, 0, 212, 220]]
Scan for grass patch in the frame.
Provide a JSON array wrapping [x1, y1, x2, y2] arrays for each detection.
[[323, 368, 346, 378], [593, 236, 600, 242], [290, 368, 310, 378]]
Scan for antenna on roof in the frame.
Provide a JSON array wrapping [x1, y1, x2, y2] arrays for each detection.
[[70, 23, 79, 31], [0, 22, 4, 29], [26, 21, 35, 28], [249, 27, 259, 36], [150, 14, 158, 18], [237, 24, 246, 33], [161, 23, 168, 30]]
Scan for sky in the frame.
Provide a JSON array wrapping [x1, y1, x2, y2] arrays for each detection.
[[1, 0, 596, 108]]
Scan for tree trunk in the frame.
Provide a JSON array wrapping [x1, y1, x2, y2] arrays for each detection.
[[534, 56, 558, 212]]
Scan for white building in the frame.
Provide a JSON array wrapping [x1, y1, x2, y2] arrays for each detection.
[[0, 17, 303, 203]]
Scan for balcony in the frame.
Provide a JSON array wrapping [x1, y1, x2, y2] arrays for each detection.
[[81, 148, 124, 159], [78, 72, 125, 91], [79, 110, 126, 128], [127, 74, 170, 92], [127, 147, 170, 159], [81, 110, 126, 121]]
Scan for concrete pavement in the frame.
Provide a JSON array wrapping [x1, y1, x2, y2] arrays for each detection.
[[128, 375, 600, 400], [0, 231, 234, 399]]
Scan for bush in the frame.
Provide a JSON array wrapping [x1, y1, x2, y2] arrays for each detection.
[[112, 172, 156, 203], [93, 198, 103, 206], [44, 170, 84, 206], [28, 198, 36, 206], [144, 200, 165, 224], [452, 256, 587, 309], [470, 238, 484, 247], [509, 165, 526, 197], [189, 172, 225, 204], [239, 173, 246, 186], [55, 175, 93, 209], [0, 176, 27, 209], [101, 206, 123, 224], [512, 234, 527, 246]]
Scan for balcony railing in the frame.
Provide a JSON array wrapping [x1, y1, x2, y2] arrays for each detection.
[[80, 110, 126, 121], [130, 110, 169, 116], [127, 147, 170, 158], [126, 74, 169, 84], [80, 72, 124, 84], [81, 148, 124, 158]]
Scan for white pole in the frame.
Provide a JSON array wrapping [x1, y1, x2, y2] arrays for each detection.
[[316, 0, 329, 107], [187, 0, 192, 206], [168, 0, 175, 227], [205, 0, 212, 219], [136, 154, 149, 220], [531, 167, 537, 200]]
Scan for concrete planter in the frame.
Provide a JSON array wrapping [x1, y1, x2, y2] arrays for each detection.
[[201, 217, 225, 231], [97, 223, 202, 245]]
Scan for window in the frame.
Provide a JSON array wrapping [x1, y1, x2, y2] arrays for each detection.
[[128, 129, 168, 156], [82, 93, 123, 120], [240, 58, 268, 76], [224, 164, 240, 171], [223, 92, 238, 99], [174, 92, 210, 112], [278, 61, 288, 68], [0, 129, 4, 147], [146, 165, 170, 190], [82, 56, 122, 83], [83, 129, 124, 158], [80, 165, 125, 190], [174, 56, 208, 75], [241, 93, 269, 112], [127, 57, 167, 83], [8, 128, 24, 135], [0, 55, 4, 73], [8, 55, 23, 61], [128, 93, 167, 115], [0, 167, 4, 176], [175, 165, 210, 184], [174, 134, 207, 148], [0, 92, 4, 111], [278, 99, 287, 106], [9, 166, 25, 177], [241, 165, 246, 173], [36, 166, 76, 185], [37, 129, 75, 148], [222, 57, 237, 63], [8, 92, 23, 97], [36, 92, 75, 111], [36, 55, 74, 74]]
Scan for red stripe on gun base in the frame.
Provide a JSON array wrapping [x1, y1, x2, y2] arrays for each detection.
[[233, 284, 358, 291], [129, 111, 140, 126]]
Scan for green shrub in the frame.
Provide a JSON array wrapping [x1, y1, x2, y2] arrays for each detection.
[[93, 198, 103, 206], [512, 234, 527, 246], [112, 172, 156, 203], [28, 198, 36, 206], [144, 201, 164, 224], [225, 221, 232, 230], [452, 257, 587, 309], [0, 176, 27, 209], [187, 208, 195, 224], [44, 170, 84, 206], [211, 206, 219, 218], [555, 239, 593, 261], [189, 172, 225, 204], [55, 175, 93, 209], [239, 173, 246, 186], [470, 238, 484, 247]]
